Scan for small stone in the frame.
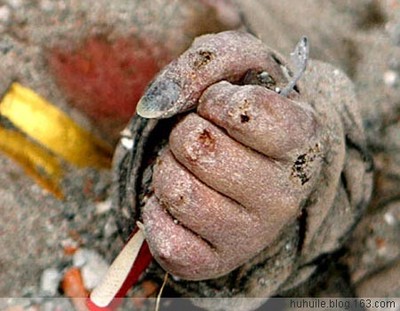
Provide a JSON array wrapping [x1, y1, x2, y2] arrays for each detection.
[[104, 218, 118, 238], [82, 261, 109, 291], [121, 137, 134, 150], [73, 249, 89, 267], [383, 70, 398, 87], [95, 199, 112, 214], [122, 207, 130, 219], [0, 6, 11, 23], [73, 249, 109, 290], [40, 268, 61, 296], [384, 212, 396, 226]]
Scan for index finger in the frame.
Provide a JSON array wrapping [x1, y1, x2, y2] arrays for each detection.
[[136, 31, 288, 119]]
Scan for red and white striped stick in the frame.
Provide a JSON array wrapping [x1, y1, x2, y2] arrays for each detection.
[[87, 224, 152, 311]]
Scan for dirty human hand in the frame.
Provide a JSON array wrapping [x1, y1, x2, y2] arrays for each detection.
[[142, 79, 321, 280], [115, 31, 373, 299]]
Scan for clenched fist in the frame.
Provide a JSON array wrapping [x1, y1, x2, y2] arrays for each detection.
[[143, 79, 321, 279], [114, 31, 372, 299]]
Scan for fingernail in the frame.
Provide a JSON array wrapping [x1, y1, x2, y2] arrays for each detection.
[[136, 79, 181, 119]]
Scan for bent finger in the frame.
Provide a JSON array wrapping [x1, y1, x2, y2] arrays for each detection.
[[198, 81, 319, 160], [137, 31, 288, 119]]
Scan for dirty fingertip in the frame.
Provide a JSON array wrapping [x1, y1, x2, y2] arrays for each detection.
[[136, 78, 181, 119]]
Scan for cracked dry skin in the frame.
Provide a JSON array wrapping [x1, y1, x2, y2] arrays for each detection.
[[129, 31, 373, 293]]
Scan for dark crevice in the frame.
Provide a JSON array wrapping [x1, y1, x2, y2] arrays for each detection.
[[168, 139, 251, 216], [160, 200, 218, 251], [270, 53, 284, 66], [114, 114, 177, 241], [340, 171, 352, 204], [114, 152, 133, 240], [345, 134, 374, 172], [240, 114, 250, 123], [296, 205, 308, 254], [236, 254, 274, 290], [300, 246, 346, 271]]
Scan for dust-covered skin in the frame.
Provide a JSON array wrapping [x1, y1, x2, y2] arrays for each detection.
[[198, 81, 318, 160], [137, 31, 373, 290], [145, 108, 319, 279], [136, 31, 289, 119]]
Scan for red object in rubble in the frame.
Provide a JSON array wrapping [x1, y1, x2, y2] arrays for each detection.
[[48, 35, 170, 135]]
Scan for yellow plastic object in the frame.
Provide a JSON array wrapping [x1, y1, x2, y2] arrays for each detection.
[[0, 83, 113, 198], [0, 83, 112, 168], [0, 126, 64, 198]]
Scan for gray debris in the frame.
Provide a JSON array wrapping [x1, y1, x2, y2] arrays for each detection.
[[95, 199, 113, 215], [39, 268, 62, 296], [73, 248, 109, 290], [103, 218, 118, 238]]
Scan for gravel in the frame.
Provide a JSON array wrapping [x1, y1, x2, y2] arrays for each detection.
[[39, 268, 62, 296], [73, 249, 109, 290]]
